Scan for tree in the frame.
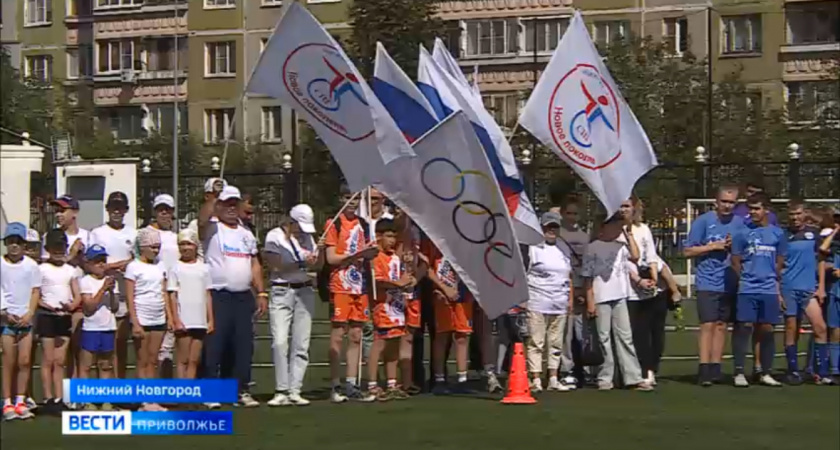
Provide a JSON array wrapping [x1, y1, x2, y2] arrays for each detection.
[[348, 0, 443, 78], [0, 47, 59, 145]]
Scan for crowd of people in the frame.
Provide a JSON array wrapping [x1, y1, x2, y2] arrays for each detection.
[[1, 178, 838, 420]]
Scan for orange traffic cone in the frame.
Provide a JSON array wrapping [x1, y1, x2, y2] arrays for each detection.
[[501, 342, 537, 404]]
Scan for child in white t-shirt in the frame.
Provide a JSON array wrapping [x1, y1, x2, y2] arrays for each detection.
[[125, 228, 169, 412], [582, 214, 652, 392], [37, 230, 81, 411], [78, 245, 119, 410], [168, 229, 214, 379]]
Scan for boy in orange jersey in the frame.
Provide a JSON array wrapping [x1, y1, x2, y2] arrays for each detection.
[[367, 219, 416, 401], [394, 207, 427, 395], [422, 239, 474, 395], [324, 185, 380, 403]]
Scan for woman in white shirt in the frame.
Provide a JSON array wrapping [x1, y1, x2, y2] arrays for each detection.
[[125, 228, 170, 412], [525, 212, 574, 393], [167, 229, 214, 380]]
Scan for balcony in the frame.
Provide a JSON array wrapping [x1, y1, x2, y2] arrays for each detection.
[[437, 0, 574, 19], [782, 1, 839, 54]]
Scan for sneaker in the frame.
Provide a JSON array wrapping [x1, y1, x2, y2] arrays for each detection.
[[388, 387, 409, 400], [404, 385, 422, 396], [83, 403, 98, 411], [13, 403, 33, 420], [449, 382, 476, 395], [547, 378, 571, 392], [816, 376, 835, 386], [288, 393, 310, 406], [734, 374, 750, 388], [634, 381, 654, 392], [597, 382, 614, 391], [371, 386, 389, 402], [2, 405, 17, 421], [561, 375, 578, 390], [345, 385, 376, 403], [646, 371, 657, 386], [530, 378, 543, 393], [330, 386, 348, 404], [267, 393, 291, 407], [785, 372, 804, 386], [759, 374, 782, 387], [431, 383, 449, 396], [64, 402, 78, 411], [486, 373, 503, 394], [25, 397, 38, 411], [236, 393, 260, 408], [100, 403, 115, 411]]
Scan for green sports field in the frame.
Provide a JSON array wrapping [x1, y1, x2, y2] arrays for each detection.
[[2, 300, 839, 450]]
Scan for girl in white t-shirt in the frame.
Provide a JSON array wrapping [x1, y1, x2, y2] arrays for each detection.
[[168, 229, 214, 379], [125, 228, 169, 412], [37, 230, 81, 410]]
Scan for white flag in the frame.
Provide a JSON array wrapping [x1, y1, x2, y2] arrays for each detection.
[[246, 2, 413, 192], [519, 11, 657, 217], [380, 112, 528, 319]]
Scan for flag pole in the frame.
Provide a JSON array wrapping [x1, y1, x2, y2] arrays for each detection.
[[317, 191, 361, 243]]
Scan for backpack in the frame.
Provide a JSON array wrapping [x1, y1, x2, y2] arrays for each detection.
[[317, 216, 371, 302]]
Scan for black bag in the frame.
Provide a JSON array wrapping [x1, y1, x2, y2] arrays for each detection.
[[316, 216, 370, 302], [581, 317, 605, 367]]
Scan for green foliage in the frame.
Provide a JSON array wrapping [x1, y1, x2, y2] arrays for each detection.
[[0, 47, 59, 145], [348, 0, 443, 78]]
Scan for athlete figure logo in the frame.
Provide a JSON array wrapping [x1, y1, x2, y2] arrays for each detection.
[[308, 56, 369, 112], [571, 80, 616, 148]]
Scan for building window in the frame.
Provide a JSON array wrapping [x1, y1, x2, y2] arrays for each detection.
[[99, 107, 146, 141], [145, 38, 186, 71], [663, 17, 688, 55], [262, 0, 283, 6], [67, 50, 79, 79], [25, 55, 52, 83], [97, 40, 138, 74], [146, 104, 187, 136], [96, 0, 142, 8], [206, 42, 236, 76], [261, 106, 283, 142], [68, 0, 93, 16], [204, 108, 236, 144], [787, 81, 839, 123], [524, 18, 568, 53], [482, 93, 520, 129], [722, 15, 762, 54], [204, 0, 235, 8], [24, 0, 52, 26], [593, 21, 628, 47], [465, 20, 519, 57], [786, 2, 839, 46]]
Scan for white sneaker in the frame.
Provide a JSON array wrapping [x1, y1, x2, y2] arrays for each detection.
[[13, 403, 33, 419], [759, 374, 782, 387], [734, 374, 750, 388], [486, 373, 502, 393], [204, 402, 221, 410], [647, 370, 657, 386], [267, 393, 291, 407], [547, 378, 571, 392], [25, 397, 38, 411], [236, 393, 260, 408], [561, 375, 578, 390], [634, 381, 654, 392], [288, 393, 310, 406], [2, 405, 17, 421], [530, 378, 543, 393], [330, 386, 348, 404]]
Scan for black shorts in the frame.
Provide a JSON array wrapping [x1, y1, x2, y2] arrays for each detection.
[[36, 314, 72, 338], [696, 291, 735, 324], [178, 328, 207, 339], [142, 324, 167, 332]]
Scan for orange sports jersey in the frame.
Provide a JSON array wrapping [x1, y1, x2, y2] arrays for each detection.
[[324, 214, 368, 295], [421, 237, 467, 304], [372, 251, 406, 328]]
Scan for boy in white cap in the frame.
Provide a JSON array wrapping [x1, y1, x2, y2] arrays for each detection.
[[24, 229, 41, 263]]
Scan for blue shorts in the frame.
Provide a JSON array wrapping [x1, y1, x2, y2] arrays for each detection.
[[736, 293, 781, 324], [696, 291, 735, 323], [1, 325, 32, 337], [828, 295, 840, 329], [782, 289, 815, 319], [81, 330, 115, 353]]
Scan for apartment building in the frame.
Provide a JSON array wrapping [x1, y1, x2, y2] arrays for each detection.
[[438, 0, 839, 128], [1, 0, 22, 68]]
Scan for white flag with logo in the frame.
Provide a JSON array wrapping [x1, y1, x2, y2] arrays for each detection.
[[246, 2, 413, 192], [380, 112, 527, 319], [519, 11, 657, 216]]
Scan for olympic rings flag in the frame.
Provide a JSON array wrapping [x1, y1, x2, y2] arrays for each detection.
[[519, 11, 658, 217], [246, 2, 414, 192], [379, 112, 528, 319]]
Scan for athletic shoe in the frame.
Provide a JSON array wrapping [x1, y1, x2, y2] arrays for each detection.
[[330, 386, 348, 404], [634, 382, 654, 392], [561, 375, 578, 390], [486, 373, 503, 394], [345, 385, 375, 402], [267, 393, 291, 407], [816, 376, 835, 386], [646, 371, 657, 386], [431, 383, 449, 396], [389, 387, 409, 400], [288, 393, 310, 406], [236, 393, 260, 408], [734, 374, 750, 388], [785, 372, 804, 386], [404, 385, 423, 396], [449, 382, 475, 395], [83, 403, 98, 411], [13, 403, 33, 420], [100, 403, 115, 411], [2, 405, 17, 421], [597, 382, 614, 391], [530, 378, 543, 393], [25, 397, 38, 411], [65, 402, 79, 411], [204, 402, 221, 410], [759, 374, 783, 387]]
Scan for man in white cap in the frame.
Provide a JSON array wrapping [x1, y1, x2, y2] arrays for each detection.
[[146, 193, 179, 377], [199, 185, 266, 407]]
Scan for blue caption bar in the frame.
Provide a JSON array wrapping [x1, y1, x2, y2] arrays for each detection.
[[62, 411, 233, 435], [64, 379, 238, 404]]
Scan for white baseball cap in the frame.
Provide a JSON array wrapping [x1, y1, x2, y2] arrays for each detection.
[[204, 177, 227, 193], [290, 204, 316, 234], [218, 185, 242, 202], [25, 229, 40, 243], [153, 194, 175, 209]]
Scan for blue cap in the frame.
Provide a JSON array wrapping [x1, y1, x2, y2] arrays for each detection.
[[85, 244, 108, 260], [3, 222, 27, 240]]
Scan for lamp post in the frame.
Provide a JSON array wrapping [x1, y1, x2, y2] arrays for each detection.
[[140, 159, 152, 226], [282, 152, 296, 211], [695, 146, 707, 198], [211, 156, 221, 173], [787, 142, 801, 199], [519, 148, 535, 200]]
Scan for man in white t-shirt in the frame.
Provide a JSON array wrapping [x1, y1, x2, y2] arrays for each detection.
[[199, 185, 266, 408], [43, 195, 90, 264], [89, 191, 137, 378]]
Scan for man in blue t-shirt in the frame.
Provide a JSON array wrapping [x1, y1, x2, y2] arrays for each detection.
[[781, 200, 832, 385], [731, 193, 787, 388], [685, 185, 745, 386], [732, 181, 778, 226]]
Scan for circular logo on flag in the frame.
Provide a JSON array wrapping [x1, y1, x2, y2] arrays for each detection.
[[282, 43, 374, 142], [548, 63, 621, 170]]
